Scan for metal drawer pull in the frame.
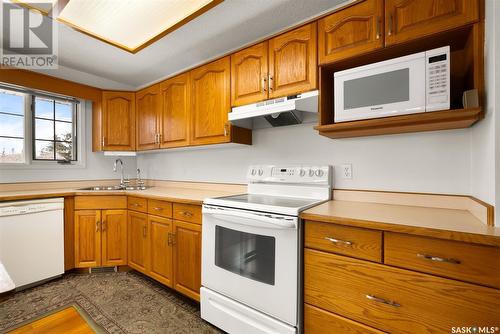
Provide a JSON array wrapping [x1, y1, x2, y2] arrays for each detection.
[[154, 207, 163, 211], [366, 295, 400, 307], [132, 203, 141, 207], [417, 253, 461, 264], [180, 211, 193, 217], [324, 237, 353, 246]]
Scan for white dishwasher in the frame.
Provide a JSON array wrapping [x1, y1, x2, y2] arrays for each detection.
[[0, 198, 64, 290]]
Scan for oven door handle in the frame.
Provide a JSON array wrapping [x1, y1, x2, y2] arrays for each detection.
[[204, 207, 297, 229]]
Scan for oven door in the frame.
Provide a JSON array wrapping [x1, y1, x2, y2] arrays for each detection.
[[202, 205, 298, 326], [334, 52, 426, 122]]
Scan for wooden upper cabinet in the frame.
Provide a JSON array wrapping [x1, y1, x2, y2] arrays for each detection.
[[160, 73, 190, 148], [74, 210, 101, 268], [128, 211, 149, 273], [101, 91, 136, 151], [318, 0, 384, 65], [268, 23, 317, 98], [231, 42, 269, 106], [190, 56, 231, 146], [136, 84, 161, 151], [385, 0, 479, 46], [173, 220, 202, 301], [101, 210, 127, 267]]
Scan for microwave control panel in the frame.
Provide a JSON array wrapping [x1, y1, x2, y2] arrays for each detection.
[[426, 46, 450, 111]]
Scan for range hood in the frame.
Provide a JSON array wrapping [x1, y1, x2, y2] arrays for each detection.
[[229, 90, 318, 129]]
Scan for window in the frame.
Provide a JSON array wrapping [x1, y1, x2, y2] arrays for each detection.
[[33, 97, 77, 161], [0, 90, 25, 163], [0, 86, 81, 165]]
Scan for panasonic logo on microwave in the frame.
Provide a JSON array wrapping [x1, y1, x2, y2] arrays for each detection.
[[370, 106, 383, 110]]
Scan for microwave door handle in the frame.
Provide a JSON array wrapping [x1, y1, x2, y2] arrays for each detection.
[[205, 209, 296, 229]]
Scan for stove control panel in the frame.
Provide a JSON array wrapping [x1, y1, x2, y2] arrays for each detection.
[[247, 165, 332, 185]]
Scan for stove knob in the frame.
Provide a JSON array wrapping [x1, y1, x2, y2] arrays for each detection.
[[309, 169, 315, 177], [315, 169, 324, 177], [299, 169, 306, 177], [258, 169, 264, 176], [251, 168, 256, 176]]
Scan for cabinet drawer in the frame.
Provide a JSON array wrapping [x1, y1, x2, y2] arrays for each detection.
[[147, 199, 172, 218], [173, 203, 201, 224], [304, 303, 385, 334], [305, 221, 382, 262], [304, 249, 500, 334], [128, 196, 147, 213], [75, 196, 126, 209], [384, 232, 500, 289]]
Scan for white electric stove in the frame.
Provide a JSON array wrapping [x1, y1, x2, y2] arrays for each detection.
[[201, 165, 332, 334]]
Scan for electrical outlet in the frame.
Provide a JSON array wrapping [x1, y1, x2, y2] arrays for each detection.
[[341, 164, 352, 179]]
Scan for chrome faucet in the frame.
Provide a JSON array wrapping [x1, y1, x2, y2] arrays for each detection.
[[113, 159, 125, 188], [137, 168, 145, 188]]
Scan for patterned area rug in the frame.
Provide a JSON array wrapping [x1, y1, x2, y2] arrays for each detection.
[[0, 271, 222, 334]]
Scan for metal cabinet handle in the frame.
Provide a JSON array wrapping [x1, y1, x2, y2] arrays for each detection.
[[143, 225, 147, 237], [223, 123, 229, 137], [101, 136, 105, 148], [376, 16, 381, 39], [171, 233, 176, 245], [95, 221, 100, 232], [167, 232, 172, 246], [132, 203, 141, 207], [180, 211, 193, 217], [102, 220, 106, 232], [268, 74, 273, 91], [324, 236, 353, 246], [388, 12, 393, 36], [417, 253, 461, 264], [154, 207, 163, 211], [366, 295, 400, 307], [262, 75, 267, 93]]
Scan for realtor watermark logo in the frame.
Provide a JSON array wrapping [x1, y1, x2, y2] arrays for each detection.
[[451, 326, 499, 333], [1, 1, 58, 69]]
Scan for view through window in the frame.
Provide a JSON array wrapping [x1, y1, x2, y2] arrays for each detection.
[[0, 90, 25, 163]]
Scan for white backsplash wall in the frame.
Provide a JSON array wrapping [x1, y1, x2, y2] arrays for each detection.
[[137, 124, 471, 196], [0, 101, 137, 184]]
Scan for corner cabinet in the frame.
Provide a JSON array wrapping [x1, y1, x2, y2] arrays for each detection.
[[160, 73, 190, 148], [136, 84, 161, 151], [190, 56, 232, 146], [318, 0, 384, 65], [384, 0, 479, 46], [101, 91, 136, 151], [268, 23, 317, 98]]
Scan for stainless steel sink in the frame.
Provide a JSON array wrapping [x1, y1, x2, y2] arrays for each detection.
[[78, 185, 149, 191]]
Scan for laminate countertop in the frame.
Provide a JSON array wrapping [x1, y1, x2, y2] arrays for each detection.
[[0, 186, 245, 205], [301, 200, 500, 246]]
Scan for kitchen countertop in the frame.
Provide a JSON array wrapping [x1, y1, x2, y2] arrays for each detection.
[[301, 200, 500, 246], [0, 186, 245, 205]]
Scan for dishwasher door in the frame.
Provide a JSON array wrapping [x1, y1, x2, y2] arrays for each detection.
[[0, 198, 64, 289]]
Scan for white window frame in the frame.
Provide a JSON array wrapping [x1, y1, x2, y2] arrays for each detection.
[[0, 88, 86, 170]]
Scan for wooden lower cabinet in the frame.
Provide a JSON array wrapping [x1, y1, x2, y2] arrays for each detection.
[[74, 210, 101, 268], [148, 215, 174, 287], [304, 248, 500, 334], [172, 220, 202, 301], [74, 209, 127, 268], [101, 210, 128, 266], [128, 211, 149, 273]]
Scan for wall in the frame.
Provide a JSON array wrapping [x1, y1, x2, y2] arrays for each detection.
[[0, 101, 137, 184], [138, 124, 471, 195]]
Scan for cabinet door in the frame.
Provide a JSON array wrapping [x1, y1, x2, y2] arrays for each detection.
[[127, 211, 149, 273], [101, 210, 127, 266], [385, 0, 479, 46], [74, 210, 101, 268], [190, 56, 231, 146], [136, 84, 161, 151], [318, 0, 383, 65], [173, 220, 202, 301], [101, 91, 136, 151], [268, 23, 317, 98], [160, 73, 190, 149], [231, 42, 269, 106], [148, 215, 174, 287]]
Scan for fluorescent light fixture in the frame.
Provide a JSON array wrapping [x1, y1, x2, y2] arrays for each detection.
[[56, 0, 222, 53]]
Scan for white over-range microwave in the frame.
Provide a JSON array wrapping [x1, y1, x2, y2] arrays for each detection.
[[334, 46, 450, 122]]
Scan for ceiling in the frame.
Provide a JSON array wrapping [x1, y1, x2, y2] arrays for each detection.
[[31, 0, 350, 91]]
